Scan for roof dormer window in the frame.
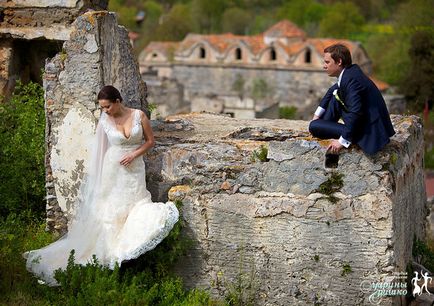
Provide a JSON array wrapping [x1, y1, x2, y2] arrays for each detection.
[[270, 48, 277, 61], [235, 48, 242, 60], [305, 49, 311, 63], [199, 47, 206, 59]]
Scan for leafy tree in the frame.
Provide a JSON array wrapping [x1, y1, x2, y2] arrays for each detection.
[[190, 0, 228, 33], [364, 32, 410, 85], [155, 4, 194, 41], [0, 82, 46, 217], [400, 31, 434, 111], [318, 2, 365, 38], [132, 1, 165, 53], [248, 14, 279, 34], [108, 0, 139, 31], [222, 7, 252, 35], [277, 0, 325, 34], [393, 0, 434, 32], [143, 0, 164, 23]]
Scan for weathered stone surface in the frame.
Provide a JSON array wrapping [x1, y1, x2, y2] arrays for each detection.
[[0, 1, 108, 99], [138, 113, 425, 306], [44, 11, 147, 234], [0, 39, 13, 98], [0, 1, 108, 39]]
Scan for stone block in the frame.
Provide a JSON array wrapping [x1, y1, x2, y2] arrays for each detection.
[[142, 113, 426, 305]]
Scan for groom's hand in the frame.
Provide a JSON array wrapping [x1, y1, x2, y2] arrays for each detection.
[[327, 140, 344, 154], [312, 115, 320, 121]]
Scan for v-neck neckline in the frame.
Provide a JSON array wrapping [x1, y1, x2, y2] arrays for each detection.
[[112, 109, 135, 139]]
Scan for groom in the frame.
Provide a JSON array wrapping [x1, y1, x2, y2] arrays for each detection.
[[309, 44, 395, 155]]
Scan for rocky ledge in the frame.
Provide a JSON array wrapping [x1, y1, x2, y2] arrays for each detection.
[[143, 112, 426, 306]]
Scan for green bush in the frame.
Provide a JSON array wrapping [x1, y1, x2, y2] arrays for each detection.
[[413, 238, 434, 274], [279, 106, 297, 119], [0, 212, 55, 305], [53, 252, 217, 306], [425, 146, 434, 169], [0, 81, 46, 218], [0, 202, 220, 305]]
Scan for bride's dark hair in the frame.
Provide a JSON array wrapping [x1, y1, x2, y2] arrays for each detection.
[[97, 85, 123, 102]]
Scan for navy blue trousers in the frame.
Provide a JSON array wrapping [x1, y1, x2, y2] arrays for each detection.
[[309, 98, 345, 140]]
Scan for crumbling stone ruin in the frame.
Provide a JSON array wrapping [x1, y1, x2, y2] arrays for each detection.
[[0, 0, 108, 99], [151, 113, 425, 306], [43, 10, 147, 233], [3, 4, 428, 305]]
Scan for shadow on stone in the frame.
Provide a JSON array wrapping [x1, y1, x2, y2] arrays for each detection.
[[325, 153, 339, 168]]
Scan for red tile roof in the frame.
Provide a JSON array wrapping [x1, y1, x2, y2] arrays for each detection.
[[144, 41, 179, 56], [307, 38, 358, 55], [263, 20, 306, 39], [370, 76, 390, 91]]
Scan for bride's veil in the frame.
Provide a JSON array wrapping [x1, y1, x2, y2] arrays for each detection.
[[24, 113, 110, 285], [71, 113, 109, 226]]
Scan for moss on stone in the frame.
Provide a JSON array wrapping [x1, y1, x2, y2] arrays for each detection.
[[317, 172, 344, 203], [251, 145, 269, 162], [341, 263, 352, 276]]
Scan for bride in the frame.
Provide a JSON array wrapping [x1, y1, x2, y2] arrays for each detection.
[[24, 85, 179, 285]]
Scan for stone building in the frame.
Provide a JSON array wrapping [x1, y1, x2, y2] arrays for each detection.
[[0, 0, 108, 99], [139, 20, 391, 119]]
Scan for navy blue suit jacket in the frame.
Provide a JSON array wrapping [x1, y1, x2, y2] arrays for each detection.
[[320, 64, 395, 155]]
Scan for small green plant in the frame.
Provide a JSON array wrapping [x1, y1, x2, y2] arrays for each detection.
[[413, 237, 434, 272], [313, 254, 320, 262], [389, 153, 398, 166], [232, 74, 245, 98], [317, 172, 344, 203], [147, 102, 158, 117], [251, 145, 268, 162], [251, 78, 270, 100], [279, 106, 298, 119], [59, 48, 68, 62], [225, 248, 259, 306], [341, 263, 352, 276]]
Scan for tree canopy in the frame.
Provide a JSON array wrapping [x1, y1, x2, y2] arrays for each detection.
[[108, 0, 433, 94]]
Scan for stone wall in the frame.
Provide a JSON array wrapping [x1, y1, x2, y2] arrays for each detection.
[[145, 75, 189, 119], [0, 0, 108, 99], [143, 64, 405, 120], [0, 0, 107, 37], [43, 11, 147, 233], [171, 64, 331, 119], [141, 113, 426, 305]]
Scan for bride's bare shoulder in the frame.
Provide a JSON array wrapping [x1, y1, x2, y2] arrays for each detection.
[[136, 109, 148, 120]]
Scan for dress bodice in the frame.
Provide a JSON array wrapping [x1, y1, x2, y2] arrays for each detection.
[[100, 110, 143, 147]]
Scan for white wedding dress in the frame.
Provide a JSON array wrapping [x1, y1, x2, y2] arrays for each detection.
[[24, 109, 179, 285]]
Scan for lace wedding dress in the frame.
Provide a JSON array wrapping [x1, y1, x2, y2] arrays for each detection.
[[24, 109, 179, 285]]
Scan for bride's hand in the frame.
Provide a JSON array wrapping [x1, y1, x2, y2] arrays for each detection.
[[120, 152, 136, 167]]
